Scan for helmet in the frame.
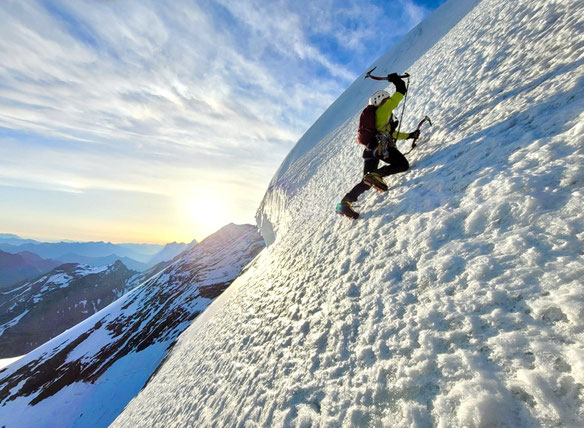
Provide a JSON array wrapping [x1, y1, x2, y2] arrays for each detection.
[[369, 90, 390, 107]]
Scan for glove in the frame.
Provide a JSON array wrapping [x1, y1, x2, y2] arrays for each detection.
[[408, 129, 421, 140], [387, 73, 400, 83], [387, 73, 407, 94]]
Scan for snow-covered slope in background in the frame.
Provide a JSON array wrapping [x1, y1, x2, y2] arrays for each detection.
[[0, 224, 264, 428], [114, 0, 584, 426], [0, 261, 137, 358]]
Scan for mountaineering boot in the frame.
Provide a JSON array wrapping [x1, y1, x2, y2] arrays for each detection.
[[363, 172, 388, 192], [336, 199, 359, 219]]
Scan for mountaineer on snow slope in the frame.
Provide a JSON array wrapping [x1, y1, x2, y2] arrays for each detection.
[[337, 72, 422, 219]]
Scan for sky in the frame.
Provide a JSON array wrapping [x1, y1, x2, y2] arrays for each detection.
[[0, 0, 446, 244]]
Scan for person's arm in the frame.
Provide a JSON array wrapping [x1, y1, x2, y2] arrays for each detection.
[[388, 73, 407, 94], [392, 130, 411, 140], [375, 92, 404, 130], [375, 74, 407, 131], [392, 128, 420, 141]]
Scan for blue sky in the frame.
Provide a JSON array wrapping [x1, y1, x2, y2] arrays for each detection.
[[0, 0, 445, 243]]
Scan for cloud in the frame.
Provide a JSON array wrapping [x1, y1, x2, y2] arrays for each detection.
[[0, 0, 435, 240]]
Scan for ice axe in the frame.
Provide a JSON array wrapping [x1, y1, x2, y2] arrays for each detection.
[[365, 66, 410, 81], [404, 115, 432, 155]]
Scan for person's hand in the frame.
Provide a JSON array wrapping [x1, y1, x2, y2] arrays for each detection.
[[409, 129, 421, 140], [387, 73, 400, 83], [387, 73, 407, 94]]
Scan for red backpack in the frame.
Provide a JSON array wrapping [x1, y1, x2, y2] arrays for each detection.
[[357, 104, 377, 148]]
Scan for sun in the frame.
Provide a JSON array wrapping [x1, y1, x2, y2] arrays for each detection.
[[180, 195, 230, 239]]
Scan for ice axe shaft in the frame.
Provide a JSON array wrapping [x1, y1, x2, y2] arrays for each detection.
[[365, 66, 410, 80]]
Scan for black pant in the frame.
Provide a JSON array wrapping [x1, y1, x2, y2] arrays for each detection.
[[343, 146, 409, 203]]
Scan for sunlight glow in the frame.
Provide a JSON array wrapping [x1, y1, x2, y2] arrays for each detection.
[[179, 194, 231, 240]]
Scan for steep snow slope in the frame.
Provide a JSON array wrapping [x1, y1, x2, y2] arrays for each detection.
[[114, 0, 584, 426], [0, 224, 264, 428]]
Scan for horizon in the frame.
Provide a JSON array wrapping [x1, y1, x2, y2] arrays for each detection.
[[0, 223, 247, 245], [0, 0, 446, 244], [0, 232, 181, 246], [0, 232, 180, 246]]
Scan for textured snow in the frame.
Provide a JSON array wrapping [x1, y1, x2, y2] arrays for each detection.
[[39, 272, 72, 292], [114, 0, 584, 426]]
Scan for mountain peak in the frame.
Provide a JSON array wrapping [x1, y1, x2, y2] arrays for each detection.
[[0, 233, 21, 239], [111, 259, 127, 270]]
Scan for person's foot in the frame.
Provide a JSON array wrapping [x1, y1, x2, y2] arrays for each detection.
[[363, 172, 388, 192], [336, 200, 359, 219]]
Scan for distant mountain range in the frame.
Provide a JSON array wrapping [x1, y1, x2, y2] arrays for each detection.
[[0, 234, 39, 246], [0, 224, 265, 427], [0, 250, 62, 289], [54, 253, 150, 272], [147, 241, 198, 265], [0, 234, 198, 281], [0, 234, 163, 261]]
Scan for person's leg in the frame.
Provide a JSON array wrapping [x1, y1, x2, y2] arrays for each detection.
[[375, 146, 409, 177], [343, 158, 378, 202], [363, 157, 379, 175], [343, 182, 368, 203], [363, 155, 388, 191]]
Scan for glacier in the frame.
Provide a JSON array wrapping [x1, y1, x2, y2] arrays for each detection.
[[113, 0, 584, 426]]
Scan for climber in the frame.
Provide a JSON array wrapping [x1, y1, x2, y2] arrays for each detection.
[[336, 73, 420, 219]]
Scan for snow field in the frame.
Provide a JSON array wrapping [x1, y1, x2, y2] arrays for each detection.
[[114, 0, 583, 426], [0, 356, 22, 370]]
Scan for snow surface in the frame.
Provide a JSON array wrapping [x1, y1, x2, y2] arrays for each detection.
[[0, 310, 28, 337], [39, 272, 72, 292], [0, 356, 22, 370], [113, 0, 584, 426], [74, 264, 110, 276]]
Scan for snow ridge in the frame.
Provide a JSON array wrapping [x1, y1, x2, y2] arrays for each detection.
[[114, 0, 583, 426]]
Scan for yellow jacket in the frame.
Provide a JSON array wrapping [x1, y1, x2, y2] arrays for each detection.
[[376, 92, 410, 140]]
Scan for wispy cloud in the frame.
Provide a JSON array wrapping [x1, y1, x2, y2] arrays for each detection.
[[0, 0, 437, 241]]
